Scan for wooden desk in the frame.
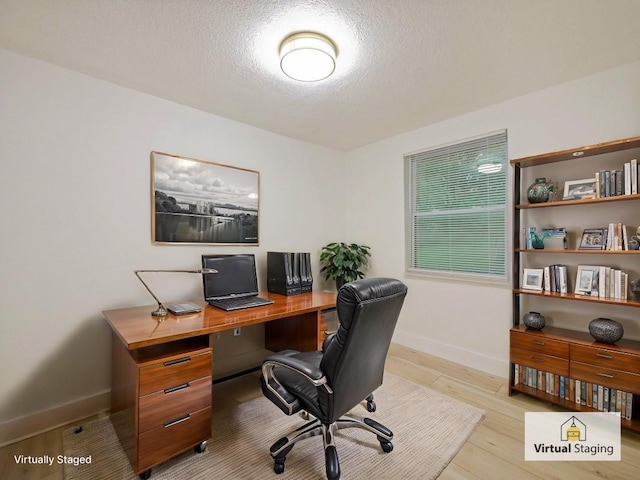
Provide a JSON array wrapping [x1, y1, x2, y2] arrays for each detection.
[[103, 291, 336, 479]]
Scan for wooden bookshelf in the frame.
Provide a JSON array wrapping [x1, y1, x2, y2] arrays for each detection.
[[511, 136, 640, 432]]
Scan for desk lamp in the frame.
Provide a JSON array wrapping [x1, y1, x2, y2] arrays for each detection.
[[134, 268, 218, 318]]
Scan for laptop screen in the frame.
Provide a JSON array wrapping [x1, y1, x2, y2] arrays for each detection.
[[201, 254, 259, 300]]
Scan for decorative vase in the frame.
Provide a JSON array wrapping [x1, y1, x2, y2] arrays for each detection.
[[527, 177, 552, 204], [522, 311, 545, 330], [588, 318, 624, 344]]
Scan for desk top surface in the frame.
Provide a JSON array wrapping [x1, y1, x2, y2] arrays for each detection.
[[104, 291, 337, 350]]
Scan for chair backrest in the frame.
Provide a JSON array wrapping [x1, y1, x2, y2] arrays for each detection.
[[319, 277, 407, 421]]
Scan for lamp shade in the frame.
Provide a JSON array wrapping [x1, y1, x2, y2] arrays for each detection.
[[280, 32, 336, 82]]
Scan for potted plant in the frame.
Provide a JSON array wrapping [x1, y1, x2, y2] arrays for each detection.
[[319, 242, 371, 289]]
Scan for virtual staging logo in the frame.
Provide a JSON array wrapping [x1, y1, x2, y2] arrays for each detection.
[[525, 412, 620, 461]]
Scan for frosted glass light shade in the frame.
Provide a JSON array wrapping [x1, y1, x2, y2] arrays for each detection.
[[280, 33, 337, 82]]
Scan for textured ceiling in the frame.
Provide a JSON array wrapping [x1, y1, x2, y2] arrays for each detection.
[[1, 0, 640, 151]]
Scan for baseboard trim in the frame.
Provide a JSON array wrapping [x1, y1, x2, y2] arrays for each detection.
[[392, 329, 508, 378], [0, 390, 110, 447]]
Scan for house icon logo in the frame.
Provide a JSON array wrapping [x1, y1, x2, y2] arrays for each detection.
[[560, 416, 586, 442]]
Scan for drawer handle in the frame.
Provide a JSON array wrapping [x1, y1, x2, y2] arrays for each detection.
[[596, 372, 615, 379], [164, 414, 190, 428], [596, 353, 614, 359], [163, 357, 191, 367], [530, 340, 545, 346], [529, 356, 545, 363], [164, 383, 190, 394]]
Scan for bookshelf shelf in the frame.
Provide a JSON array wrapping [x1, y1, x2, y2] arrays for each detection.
[[516, 193, 640, 209], [510, 136, 640, 432], [515, 289, 640, 307]]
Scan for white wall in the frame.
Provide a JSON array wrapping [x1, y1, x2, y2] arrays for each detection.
[[2, 45, 640, 444], [344, 61, 640, 377], [0, 48, 346, 440]]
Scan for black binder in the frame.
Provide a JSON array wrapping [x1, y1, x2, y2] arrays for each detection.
[[267, 251, 312, 295]]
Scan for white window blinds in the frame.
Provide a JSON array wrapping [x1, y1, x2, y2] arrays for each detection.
[[405, 130, 509, 282]]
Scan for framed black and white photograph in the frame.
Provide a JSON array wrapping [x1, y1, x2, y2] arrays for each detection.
[[151, 152, 260, 245], [522, 268, 544, 291], [579, 228, 607, 250], [563, 178, 596, 200], [575, 265, 600, 295]]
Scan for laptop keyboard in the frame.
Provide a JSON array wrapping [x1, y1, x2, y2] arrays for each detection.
[[208, 296, 274, 311]]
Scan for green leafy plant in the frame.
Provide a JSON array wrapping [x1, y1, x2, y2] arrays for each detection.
[[319, 242, 371, 289]]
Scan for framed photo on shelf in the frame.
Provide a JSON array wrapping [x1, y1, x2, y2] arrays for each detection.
[[579, 228, 607, 250], [563, 178, 596, 200], [522, 268, 544, 291], [575, 265, 600, 295]]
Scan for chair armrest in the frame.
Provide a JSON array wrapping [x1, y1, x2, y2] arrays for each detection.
[[263, 353, 325, 385]]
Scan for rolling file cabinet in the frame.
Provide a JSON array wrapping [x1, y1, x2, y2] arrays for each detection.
[[110, 334, 212, 479]]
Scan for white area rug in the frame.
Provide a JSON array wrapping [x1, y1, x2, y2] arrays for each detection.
[[64, 373, 484, 479]]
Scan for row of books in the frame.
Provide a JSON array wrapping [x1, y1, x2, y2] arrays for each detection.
[[542, 264, 569, 293], [603, 223, 635, 251], [514, 364, 634, 420], [595, 159, 638, 198]]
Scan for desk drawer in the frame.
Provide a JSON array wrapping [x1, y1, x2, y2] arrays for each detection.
[[511, 347, 569, 376], [570, 345, 640, 372], [138, 407, 211, 472], [570, 361, 640, 394], [138, 376, 211, 433], [139, 351, 211, 396], [510, 331, 568, 358]]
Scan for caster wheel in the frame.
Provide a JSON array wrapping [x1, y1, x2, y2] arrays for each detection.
[[139, 469, 152, 480], [194, 441, 207, 453], [380, 441, 393, 453], [274, 460, 285, 474], [367, 400, 376, 412]]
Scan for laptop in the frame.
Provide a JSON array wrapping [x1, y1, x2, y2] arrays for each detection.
[[201, 254, 274, 311]]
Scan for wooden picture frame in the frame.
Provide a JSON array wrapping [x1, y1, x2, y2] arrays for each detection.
[[563, 178, 596, 200], [579, 228, 607, 250], [522, 268, 544, 291], [575, 265, 600, 295], [151, 151, 260, 245]]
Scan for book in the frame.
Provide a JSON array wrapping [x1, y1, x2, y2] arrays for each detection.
[[598, 385, 604, 411], [604, 387, 610, 412], [558, 265, 568, 294], [632, 159, 638, 194], [626, 393, 633, 421], [576, 379, 581, 404], [624, 162, 631, 195]]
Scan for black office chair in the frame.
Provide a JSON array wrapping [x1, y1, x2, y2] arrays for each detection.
[[261, 277, 408, 480]]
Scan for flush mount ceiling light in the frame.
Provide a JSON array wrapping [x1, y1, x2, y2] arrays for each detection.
[[279, 32, 337, 82]]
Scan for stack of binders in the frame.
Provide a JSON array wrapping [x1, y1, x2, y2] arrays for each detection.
[[267, 252, 313, 295]]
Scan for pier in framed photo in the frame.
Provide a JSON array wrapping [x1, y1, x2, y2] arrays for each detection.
[[151, 152, 260, 245]]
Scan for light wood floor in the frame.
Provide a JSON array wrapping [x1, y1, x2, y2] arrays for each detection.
[[2, 344, 639, 480]]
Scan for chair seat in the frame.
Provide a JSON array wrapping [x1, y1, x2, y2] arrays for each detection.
[[271, 350, 323, 419]]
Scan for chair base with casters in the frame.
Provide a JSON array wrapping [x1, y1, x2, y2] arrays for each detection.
[[268, 410, 393, 479]]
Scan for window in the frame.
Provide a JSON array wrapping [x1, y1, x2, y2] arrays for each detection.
[[404, 130, 509, 282]]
